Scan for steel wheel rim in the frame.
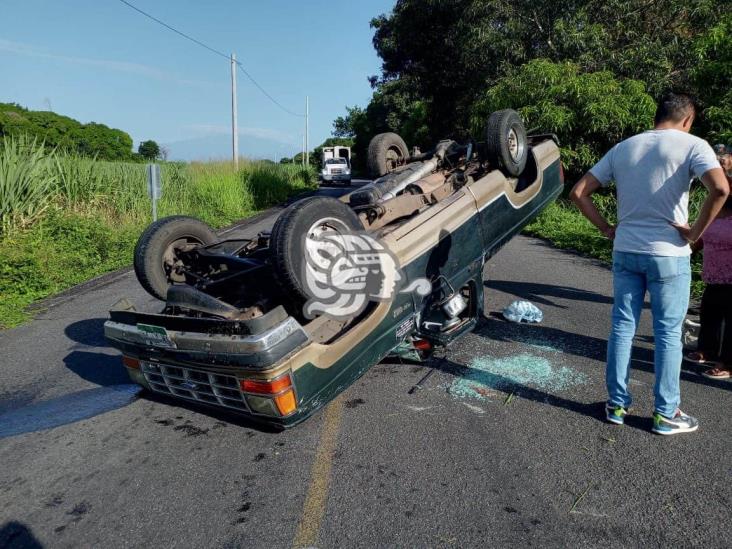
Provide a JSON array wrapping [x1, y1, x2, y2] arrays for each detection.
[[162, 236, 203, 283], [507, 127, 524, 163], [307, 216, 352, 239], [305, 217, 353, 270], [385, 146, 405, 172]]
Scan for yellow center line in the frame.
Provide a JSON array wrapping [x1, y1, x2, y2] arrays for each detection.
[[292, 395, 345, 548]]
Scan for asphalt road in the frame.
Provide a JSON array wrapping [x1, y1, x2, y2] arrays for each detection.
[[1, 182, 730, 548]]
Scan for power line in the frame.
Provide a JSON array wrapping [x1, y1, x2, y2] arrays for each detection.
[[235, 64, 304, 118], [117, 0, 229, 60], [116, 0, 304, 117]]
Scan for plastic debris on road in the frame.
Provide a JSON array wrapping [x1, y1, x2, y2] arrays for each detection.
[[503, 300, 543, 323]]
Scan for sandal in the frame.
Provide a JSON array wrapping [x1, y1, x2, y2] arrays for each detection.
[[685, 351, 711, 364], [702, 366, 732, 380]]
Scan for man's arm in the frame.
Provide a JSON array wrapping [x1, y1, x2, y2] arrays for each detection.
[[570, 172, 615, 239], [672, 168, 730, 243]]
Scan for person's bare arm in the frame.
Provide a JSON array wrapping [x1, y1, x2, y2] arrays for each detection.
[[690, 238, 704, 254], [569, 173, 615, 239], [672, 168, 730, 243]]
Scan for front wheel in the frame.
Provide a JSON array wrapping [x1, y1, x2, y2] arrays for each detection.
[[133, 216, 217, 300]]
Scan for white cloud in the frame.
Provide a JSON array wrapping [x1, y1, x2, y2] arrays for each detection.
[[0, 39, 215, 87], [184, 123, 298, 145]]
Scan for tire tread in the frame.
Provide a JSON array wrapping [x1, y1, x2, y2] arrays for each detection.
[[485, 109, 528, 177], [133, 216, 216, 300], [367, 132, 409, 177], [270, 197, 362, 308]]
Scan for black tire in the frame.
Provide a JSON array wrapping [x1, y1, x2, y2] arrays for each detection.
[[485, 109, 528, 177], [270, 197, 362, 308], [367, 132, 409, 178], [133, 216, 217, 300]]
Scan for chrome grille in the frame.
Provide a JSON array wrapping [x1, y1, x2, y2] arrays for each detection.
[[141, 361, 249, 411]]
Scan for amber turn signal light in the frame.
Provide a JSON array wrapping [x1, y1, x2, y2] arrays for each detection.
[[273, 389, 297, 416], [240, 373, 292, 395]]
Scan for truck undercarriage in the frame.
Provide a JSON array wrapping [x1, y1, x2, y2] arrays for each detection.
[[104, 109, 564, 427]]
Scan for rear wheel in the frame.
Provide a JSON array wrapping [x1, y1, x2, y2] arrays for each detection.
[[367, 132, 409, 178], [485, 109, 528, 177], [270, 197, 362, 309], [133, 216, 217, 300]]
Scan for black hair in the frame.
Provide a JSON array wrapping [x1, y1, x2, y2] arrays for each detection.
[[654, 92, 697, 125]]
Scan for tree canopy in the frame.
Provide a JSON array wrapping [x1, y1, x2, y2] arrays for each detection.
[[0, 103, 135, 161], [138, 140, 161, 160], [336, 1, 730, 177]]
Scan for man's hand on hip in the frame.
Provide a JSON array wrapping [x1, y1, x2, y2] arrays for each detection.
[[671, 222, 694, 243]]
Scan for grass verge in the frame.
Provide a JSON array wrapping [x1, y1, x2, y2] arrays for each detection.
[[0, 139, 316, 328]]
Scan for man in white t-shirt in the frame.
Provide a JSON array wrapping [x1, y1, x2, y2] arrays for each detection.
[[570, 93, 729, 435]]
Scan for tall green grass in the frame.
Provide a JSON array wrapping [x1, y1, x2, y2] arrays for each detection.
[[0, 136, 57, 232], [0, 138, 317, 328]]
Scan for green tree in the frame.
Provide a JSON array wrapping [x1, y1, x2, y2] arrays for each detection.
[[137, 140, 160, 160], [691, 13, 732, 144], [332, 106, 364, 138], [371, 0, 715, 121], [335, 80, 429, 172], [0, 103, 135, 160], [336, 0, 726, 177]]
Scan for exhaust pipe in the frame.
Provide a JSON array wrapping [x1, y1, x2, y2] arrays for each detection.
[[378, 158, 438, 202]]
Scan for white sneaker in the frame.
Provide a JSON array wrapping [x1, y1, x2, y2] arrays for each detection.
[[652, 409, 699, 435]]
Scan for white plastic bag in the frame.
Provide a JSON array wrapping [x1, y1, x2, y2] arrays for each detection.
[[502, 300, 543, 323]]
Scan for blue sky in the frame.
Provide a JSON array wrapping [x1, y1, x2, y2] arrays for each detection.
[[0, 0, 394, 160]]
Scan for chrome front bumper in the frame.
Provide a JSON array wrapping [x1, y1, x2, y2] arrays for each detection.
[[104, 316, 309, 371]]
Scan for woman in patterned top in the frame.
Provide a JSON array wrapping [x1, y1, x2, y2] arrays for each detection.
[[687, 145, 732, 378]]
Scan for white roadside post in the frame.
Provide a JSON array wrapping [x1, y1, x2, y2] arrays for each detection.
[[231, 52, 239, 169], [305, 95, 309, 167], [146, 163, 162, 222]]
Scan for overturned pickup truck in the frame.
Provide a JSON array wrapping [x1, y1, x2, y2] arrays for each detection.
[[104, 109, 563, 428]]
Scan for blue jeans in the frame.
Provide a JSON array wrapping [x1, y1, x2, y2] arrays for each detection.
[[607, 252, 691, 417]]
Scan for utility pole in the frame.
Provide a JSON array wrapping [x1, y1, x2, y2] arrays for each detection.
[[231, 53, 239, 169], [305, 96, 309, 167], [301, 135, 305, 168]]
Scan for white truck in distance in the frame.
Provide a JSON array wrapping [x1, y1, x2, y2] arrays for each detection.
[[320, 145, 351, 185]]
